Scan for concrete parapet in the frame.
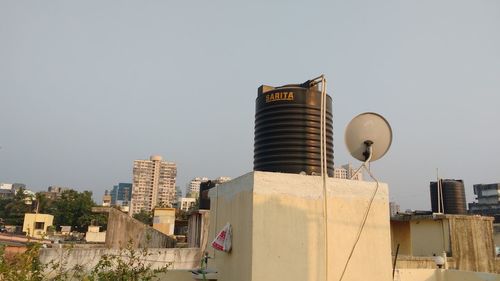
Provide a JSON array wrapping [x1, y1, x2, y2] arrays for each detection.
[[394, 268, 500, 281], [395, 255, 456, 270], [92, 207, 176, 248], [448, 215, 495, 272], [39, 247, 202, 273], [392, 214, 496, 273]]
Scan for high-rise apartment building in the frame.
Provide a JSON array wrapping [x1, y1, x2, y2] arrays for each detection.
[[130, 155, 177, 215], [333, 164, 363, 181], [469, 183, 500, 222], [110, 183, 133, 206], [102, 183, 133, 212], [186, 177, 209, 198]]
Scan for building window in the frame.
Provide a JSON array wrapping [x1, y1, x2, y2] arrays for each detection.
[[35, 222, 45, 230]]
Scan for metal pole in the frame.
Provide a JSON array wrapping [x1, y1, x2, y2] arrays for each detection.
[[392, 243, 400, 279]]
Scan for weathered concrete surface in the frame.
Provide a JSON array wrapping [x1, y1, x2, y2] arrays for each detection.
[[392, 214, 495, 273], [395, 256, 456, 270], [493, 224, 500, 247], [187, 210, 210, 249], [394, 269, 500, 281], [208, 171, 392, 281], [39, 247, 202, 272], [391, 220, 412, 255], [449, 215, 495, 273], [92, 207, 176, 248]]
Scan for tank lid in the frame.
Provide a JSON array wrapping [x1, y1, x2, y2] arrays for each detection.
[[258, 81, 319, 95]]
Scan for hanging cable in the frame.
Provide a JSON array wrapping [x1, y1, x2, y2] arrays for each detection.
[[315, 75, 329, 281], [339, 146, 380, 281]]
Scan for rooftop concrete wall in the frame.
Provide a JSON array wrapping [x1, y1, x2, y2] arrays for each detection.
[[395, 256, 456, 270], [187, 210, 210, 249], [92, 207, 176, 248], [392, 215, 496, 273], [391, 220, 412, 255], [207, 173, 254, 281], [208, 171, 393, 281], [394, 268, 500, 281], [449, 215, 495, 273], [153, 207, 176, 236], [39, 247, 202, 273], [410, 219, 451, 256]]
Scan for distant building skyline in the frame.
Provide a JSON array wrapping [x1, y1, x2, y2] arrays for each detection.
[[389, 201, 400, 217], [178, 197, 196, 212], [101, 182, 133, 212], [174, 185, 182, 206], [333, 164, 363, 181], [109, 183, 132, 206], [102, 190, 111, 207], [130, 155, 177, 215], [41, 186, 71, 200], [469, 183, 500, 222], [199, 176, 232, 210], [186, 177, 208, 198]]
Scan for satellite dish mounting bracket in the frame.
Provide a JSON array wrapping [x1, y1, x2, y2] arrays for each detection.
[[362, 140, 374, 162]]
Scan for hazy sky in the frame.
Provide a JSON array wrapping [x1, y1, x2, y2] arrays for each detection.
[[1, 1, 499, 210]]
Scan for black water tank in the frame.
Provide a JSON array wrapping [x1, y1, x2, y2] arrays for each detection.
[[254, 82, 334, 176], [430, 179, 467, 214], [199, 180, 216, 210]]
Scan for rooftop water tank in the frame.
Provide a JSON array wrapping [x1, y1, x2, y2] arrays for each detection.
[[430, 179, 467, 215], [254, 82, 334, 176]]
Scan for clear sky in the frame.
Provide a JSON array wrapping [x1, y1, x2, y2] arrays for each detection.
[[1, 1, 499, 210]]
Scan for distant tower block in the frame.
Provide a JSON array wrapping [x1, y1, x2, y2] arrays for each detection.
[[254, 81, 334, 176], [130, 155, 177, 215]]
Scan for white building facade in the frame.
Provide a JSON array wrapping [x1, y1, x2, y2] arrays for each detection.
[[130, 155, 177, 215], [186, 177, 209, 198], [333, 164, 363, 181], [179, 197, 197, 212]]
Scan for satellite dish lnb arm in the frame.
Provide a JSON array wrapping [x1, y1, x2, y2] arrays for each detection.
[[362, 140, 374, 162]]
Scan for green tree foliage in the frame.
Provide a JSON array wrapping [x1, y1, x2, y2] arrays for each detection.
[[0, 243, 45, 281], [133, 210, 153, 226], [49, 190, 106, 232], [35, 193, 52, 214], [2, 189, 31, 226], [175, 209, 189, 221], [0, 198, 11, 223], [0, 189, 106, 232]]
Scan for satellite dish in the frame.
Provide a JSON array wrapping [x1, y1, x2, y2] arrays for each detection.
[[345, 112, 392, 162]]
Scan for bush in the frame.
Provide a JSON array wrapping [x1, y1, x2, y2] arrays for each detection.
[[0, 241, 169, 281], [87, 240, 169, 281]]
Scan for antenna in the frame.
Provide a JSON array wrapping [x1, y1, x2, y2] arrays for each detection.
[[435, 168, 445, 214], [345, 112, 392, 163], [339, 112, 393, 281]]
